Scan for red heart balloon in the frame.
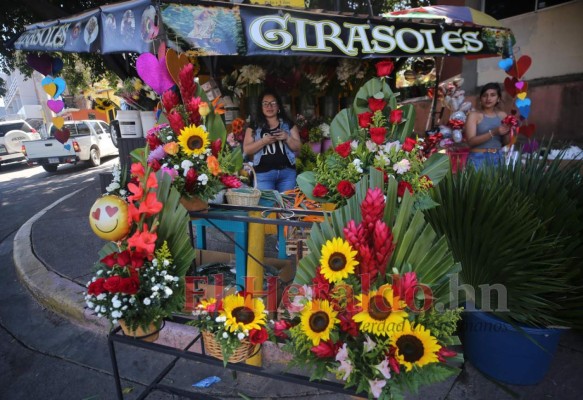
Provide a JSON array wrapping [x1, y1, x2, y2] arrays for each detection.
[[504, 77, 518, 97], [54, 128, 70, 144], [508, 56, 532, 80], [519, 123, 536, 138]]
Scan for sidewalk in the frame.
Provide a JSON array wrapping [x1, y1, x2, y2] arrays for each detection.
[[12, 179, 583, 399]]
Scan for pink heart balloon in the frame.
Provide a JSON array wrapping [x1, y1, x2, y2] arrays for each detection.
[[136, 53, 174, 95], [515, 81, 525, 90], [47, 99, 65, 113]]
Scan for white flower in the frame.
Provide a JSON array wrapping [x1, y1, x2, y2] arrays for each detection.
[[337, 360, 353, 381], [198, 174, 209, 185], [365, 140, 378, 153], [222, 332, 229, 339], [164, 275, 174, 282], [86, 301, 94, 308], [173, 164, 180, 170], [335, 343, 349, 362], [363, 335, 377, 353], [152, 259, 158, 267], [167, 135, 173, 141], [237, 332, 245, 340], [350, 140, 359, 150], [393, 159, 411, 174], [143, 298, 151, 306], [181, 159, 194, 171], [319, 123, 330, 138], [164, 287, 173, 297], [368, 379, 387, 399], [119, 189, 127, 196], [152, 285, 160, 292], [215, 316, 223, 323], [96, 294, 106, 301], [384, 141, 401, 153], [111, 310, 123, 319], [112, 299, 122, 309], [374, 359, 392, 380], [163, 260, 170, 267]]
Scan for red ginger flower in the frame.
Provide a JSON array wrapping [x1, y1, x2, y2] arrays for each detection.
[[162, 89, 180, 114], [146, 132, 163, 150], [392, 271, 418, 306], [185, 96, 202, 125], [372, 220, 395, 278], [167, 110, 185, 135], [368, 98, 387, 112], [178, 63, 197, 102], [185, 168, 198, 193], [220, 174, 242, 188], [211, 138, 222, 157], [361, 187, 386, 235], [437, 347, 458, 362], [369, 127, 387, 145], [312, 267, 330, 300], [343, 220, 368, 255], [311, 340, 341, 358], [273, 319, 292, 339]]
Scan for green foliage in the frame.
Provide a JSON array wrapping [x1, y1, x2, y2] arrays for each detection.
[[424, 155, 583, 328]]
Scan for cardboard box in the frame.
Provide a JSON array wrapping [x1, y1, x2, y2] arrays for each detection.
[[184, 249, 294, 313]]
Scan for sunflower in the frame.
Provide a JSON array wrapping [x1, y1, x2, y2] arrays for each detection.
[[178, 125, 209, 156], [391, 320, 441, 372], [221, 294, 266, 333], [352, 284, 408, 336], [319, 237, 359, 283], [300, 299, 339, 345]]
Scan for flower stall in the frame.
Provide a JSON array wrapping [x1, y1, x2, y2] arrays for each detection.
[[10, 2, 547, 399]]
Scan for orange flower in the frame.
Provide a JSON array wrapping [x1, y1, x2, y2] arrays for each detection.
[[163, 141, 179, 155], [199, 102, 210, 117], [138, 192, 163, 216], [131, 162, 145, 179], [127, 224, 157, 255], [231, 118, 245, 134], [206, 155, 221, 176], [127, 182, 143, 202], [146, 172, 158, 190], [212, 97, 225, 115]]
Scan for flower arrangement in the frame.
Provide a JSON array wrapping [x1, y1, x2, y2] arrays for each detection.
[[104, 163, 129, 199], [85, 161, 195, 333], [189, 292, 270, 365], [237, 64, 266, 98], [336, 59, 370, 97], [297, 61, 448, 207], [279, 182, 463, 399], [226, 117, 246, 148], [145, 63, 243, 201], [115, 77, 159, 111]]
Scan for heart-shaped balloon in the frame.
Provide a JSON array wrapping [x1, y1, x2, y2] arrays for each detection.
[[52, 77, 66, 98], [516, 98, 531, 119], [64, 143, 72, 151], [47, 99, 65, 113], [41, 76, 67, 99], [53, 116, 65, 130], [519, 123, 536, 139], [508, 55, 532, 79], [166, 49, 190, 85], [52, 58, 64, 75], [54, 128, 70, 144], [504, 77, 518, 97], [136, 53, 174, 95], [515, 81, 527, 91], [43, 83, 57, 97], [26, 53, 54, 76], [498, 58, 514, 72], [517, 92, 527, 100]]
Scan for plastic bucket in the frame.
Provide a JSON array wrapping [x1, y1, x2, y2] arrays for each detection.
[[463, 310, 564, 385], [117, 110, 143, 138]]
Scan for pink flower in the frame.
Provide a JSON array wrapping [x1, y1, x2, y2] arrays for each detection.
[[337, 360, 353, 381], [368, 379, 387, 399], [161, 167, 178, 181], [375, 359, 392, 379], [220, 174, 242, 188]]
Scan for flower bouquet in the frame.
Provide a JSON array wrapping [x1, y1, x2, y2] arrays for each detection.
[[297, 61, 448, 207], [189, 292, 270, 366], [115, 77, 159, 111], [278, 174, 463, 399], [86, 159, 196, 338], [144, 63, 243, 206], [237, 64, 266, 98]]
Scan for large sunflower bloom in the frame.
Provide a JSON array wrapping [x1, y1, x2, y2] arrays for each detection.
[[352, 284, 408, 336], [221, 294, 266, 332], [178, 125, 209, 156], [391, 320, 441, 372], [300, 299, 339, 346], [320, 237, 358, 283]]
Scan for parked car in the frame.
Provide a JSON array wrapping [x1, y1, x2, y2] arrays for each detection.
[[22, 120, 118, 172], [0, 119, 42, 169]]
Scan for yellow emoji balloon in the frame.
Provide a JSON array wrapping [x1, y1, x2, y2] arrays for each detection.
[[89, 195, 130, 241]]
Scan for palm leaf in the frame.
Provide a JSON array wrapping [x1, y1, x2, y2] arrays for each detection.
[[329, 107, 358, 146]]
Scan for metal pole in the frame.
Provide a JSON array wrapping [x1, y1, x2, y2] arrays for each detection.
[[245, 210, 264, 366]]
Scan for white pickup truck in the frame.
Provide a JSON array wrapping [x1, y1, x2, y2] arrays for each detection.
[[0, 119, 42, 169], [23, 120, 118, 172]]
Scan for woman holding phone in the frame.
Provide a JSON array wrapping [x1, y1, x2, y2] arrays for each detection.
[[243, 88, 302, 191]]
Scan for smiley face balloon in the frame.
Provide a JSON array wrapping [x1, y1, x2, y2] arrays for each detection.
[[89, 195, 130, 241]]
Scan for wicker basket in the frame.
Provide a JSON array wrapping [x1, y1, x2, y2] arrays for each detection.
[[202, 330, 257, 363], [226, 165, 261, 206]]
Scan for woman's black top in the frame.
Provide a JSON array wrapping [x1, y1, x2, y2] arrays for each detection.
[[254, 123, 293, 173]]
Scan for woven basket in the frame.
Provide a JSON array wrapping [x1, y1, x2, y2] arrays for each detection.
[[226, 165, 261, 206], [202, 330, 257, 363]]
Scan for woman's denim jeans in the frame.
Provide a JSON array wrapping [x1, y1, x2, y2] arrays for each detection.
[[256, 168, 297, 192], [467, 152, 502, 170]]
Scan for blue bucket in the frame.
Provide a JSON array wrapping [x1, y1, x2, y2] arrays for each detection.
[[463, 310, 564, 385]]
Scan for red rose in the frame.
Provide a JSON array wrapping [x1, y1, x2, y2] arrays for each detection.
[[375, 60, 394, 77], [312, 183, 329, 198], [369, 127, 387, 145], [149, 159, 161, 172], [130, 251, 146, 268], [211, 139, 222, 157], [311, 340, 339, 358], [335, 141, 352, 158], [337, 180, 355, 198], [116, 250, 131, 267], [368, 98, 387, 112], [397, 181, 414, 197], [273, 320, 292, 339], [249, 327, 269, 345], [88, 278, 106, 296], [119, 277, 140, 294], [357, 112, 373, 128], [390, 109, 404, 124], [100, 253, 117, 268], [402, 137, 417, 152], [103, 276, 122, 293]]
